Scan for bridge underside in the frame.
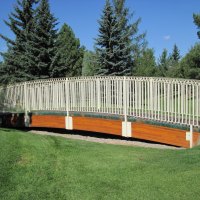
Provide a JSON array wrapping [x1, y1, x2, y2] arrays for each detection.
[[0, 111, 200, 148]]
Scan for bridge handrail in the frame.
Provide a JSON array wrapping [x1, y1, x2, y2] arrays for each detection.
[[0, 76, 200, 127]]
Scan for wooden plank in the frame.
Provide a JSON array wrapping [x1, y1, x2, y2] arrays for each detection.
[[73, 116, 122, 136], [132, 122, 191, 148], [193, 132, 200, 146], [30, 115, 65, 129], [29, 114, 200, 148]]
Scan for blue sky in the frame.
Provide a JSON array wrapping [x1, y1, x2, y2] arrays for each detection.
[[0, 0, 200, 61]]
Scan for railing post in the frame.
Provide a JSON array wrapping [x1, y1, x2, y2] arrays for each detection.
[[24, 82, 30, 127], [66, 78, 69, 117], [186, 124, 193, 148], [24, 82, 27, 113], [150, 78, 153, 118], [122, 76, 131, 137], [123, 76, 127, 123], [97, 78, 101, 111], [65, 77, 73, 130], [189, 125, 193, 148]]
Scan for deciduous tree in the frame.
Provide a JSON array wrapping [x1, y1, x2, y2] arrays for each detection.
[[82, 50, 98, 76], [179, 43, 200, 79], [135, 48, 157, 76]]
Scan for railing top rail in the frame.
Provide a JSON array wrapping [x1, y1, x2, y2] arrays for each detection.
[[1, 76, 200, 88]]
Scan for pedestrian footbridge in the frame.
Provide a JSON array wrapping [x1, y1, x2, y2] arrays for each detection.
[[0, 76, 200, 148]]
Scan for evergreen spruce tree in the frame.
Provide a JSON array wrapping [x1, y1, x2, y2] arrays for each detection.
[[113, 0, 147, 75], [52, 23, 84, 77], [0, 0, 38, 83], [95, 0, 146, 76], [193, 13, 200, 39], [0, 61, 5, 84], [0, 49, 19, 84], [34, 0, 58, 78], [157, 49, 170, 77], [95, 0, 119, 75], [167, 44, 181, 78], [111, 0, 132, 75], [170, 44, 181, 62]]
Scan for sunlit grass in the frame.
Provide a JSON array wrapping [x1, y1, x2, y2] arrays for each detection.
[[1, 128, 200, 200]]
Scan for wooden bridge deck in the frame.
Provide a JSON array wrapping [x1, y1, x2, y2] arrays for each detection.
[[0, 111, 199, 148]]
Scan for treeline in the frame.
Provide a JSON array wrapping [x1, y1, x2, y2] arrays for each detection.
[[82, 0, 200, 80], [0, 0, 200, 84], [0, 0, 84, 84]]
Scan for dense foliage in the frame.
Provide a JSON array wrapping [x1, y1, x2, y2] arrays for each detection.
[[82, 51, 98, 76], [157, 49, 171, 77], [135, 48, 157, 77], [53, 24, 84, 77], [178, 43, 200, 79]]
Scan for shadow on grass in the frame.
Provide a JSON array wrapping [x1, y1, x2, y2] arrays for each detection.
[[0, 127, 20, 133], [13, 127, 180, 148]]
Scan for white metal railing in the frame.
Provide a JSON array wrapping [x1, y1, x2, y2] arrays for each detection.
[[0, 76, 199, 127]]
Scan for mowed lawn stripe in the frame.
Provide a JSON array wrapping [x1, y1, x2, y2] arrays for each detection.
[[0, 128, 200, 200]]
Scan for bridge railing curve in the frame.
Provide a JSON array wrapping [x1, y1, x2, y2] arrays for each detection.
[[0, 76, 200, 128]]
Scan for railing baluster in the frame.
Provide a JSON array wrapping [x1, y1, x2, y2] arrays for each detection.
[[0, 76, 199, 129]]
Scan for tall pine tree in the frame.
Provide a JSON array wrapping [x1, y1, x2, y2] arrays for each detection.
[[167, 44, 181, 78], [0, 0, 38, 83], [170, 44, 181, 62], [52, 23, 84, 77], [95, 0, 120, 75], [167, 44, 181, 77], [33, 0, 58, 78], [95, 0, 146, 76], [113, 0, 147, 75], [193, 13, 200, 39], [157, 49, 170, 77]]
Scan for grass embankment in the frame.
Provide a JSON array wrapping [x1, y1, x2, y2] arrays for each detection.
[[0, 128, 200, 200]]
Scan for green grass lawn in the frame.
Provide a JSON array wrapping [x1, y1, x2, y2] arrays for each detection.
[[1, 129, 200, 200]]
